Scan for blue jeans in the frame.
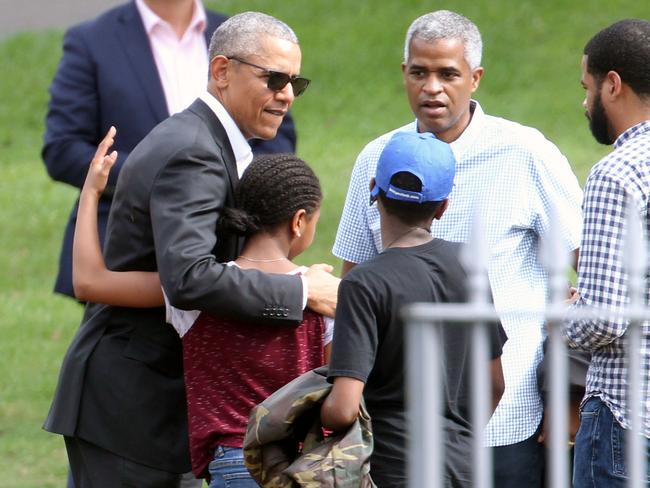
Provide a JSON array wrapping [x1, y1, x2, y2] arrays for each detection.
[[208, 446, 258, 488], [573, 397, 650, 487]]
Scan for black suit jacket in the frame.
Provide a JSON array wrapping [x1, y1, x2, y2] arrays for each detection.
[[44, 99, 304, 472], [42, 1, 297, 297]]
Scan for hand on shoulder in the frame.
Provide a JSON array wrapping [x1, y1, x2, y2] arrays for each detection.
[[305, 263, 340, 318]]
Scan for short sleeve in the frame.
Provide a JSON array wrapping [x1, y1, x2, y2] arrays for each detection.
[[489, 322, 508, 360], [332, 149, 379, 264], [531, 134, 583, 250], [327, 278, 379, 383], [332, 125, 415, 264]]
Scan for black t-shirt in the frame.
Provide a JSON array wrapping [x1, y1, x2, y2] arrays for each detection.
[[328, 239, 506, 488]]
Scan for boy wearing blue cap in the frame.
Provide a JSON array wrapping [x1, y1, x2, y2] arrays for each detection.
[[321, 131, 507, 487]]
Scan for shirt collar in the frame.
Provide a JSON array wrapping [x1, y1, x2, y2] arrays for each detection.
[[614, 120, 650, 149], [135, 0, 206, 36], [415, 100, 485, 160], [449, 100, 484, 160], [199, 91, 253, 170]]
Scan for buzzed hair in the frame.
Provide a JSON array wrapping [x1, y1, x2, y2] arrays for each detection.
[[208, 11, 299, 62], [584, 19, 650, 98], [404, 10, 482, 69]]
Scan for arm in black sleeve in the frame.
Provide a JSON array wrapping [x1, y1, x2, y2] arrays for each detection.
[[150, 147, 303, 323], [328, 279, 378, 382]]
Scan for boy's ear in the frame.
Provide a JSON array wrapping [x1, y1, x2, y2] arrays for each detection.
[[433, 199, 450, 220], [369, 177, 376, 192]]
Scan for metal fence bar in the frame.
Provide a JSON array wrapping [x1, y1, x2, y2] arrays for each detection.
[[471, 322, 493, 488], [625, 204, 647, 488], [462, 219, 493, 488], [544, 224, 570, 488], [547, 319, 570, 488], [404, 302, 650, 486], [406, 303, 650, 323], [406, 318, 443, 488], [627, 319, 644, 488], [403, 209, 650, 486]]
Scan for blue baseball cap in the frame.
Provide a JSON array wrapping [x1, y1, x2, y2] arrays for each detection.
[[370, 131, 456, 204]]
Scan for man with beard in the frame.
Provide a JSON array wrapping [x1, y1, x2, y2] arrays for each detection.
[[333, 10, 583, 487], [564, 19, 650, 488]]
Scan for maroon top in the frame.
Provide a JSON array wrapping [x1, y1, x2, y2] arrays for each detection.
[[182, 309, 326, 478]]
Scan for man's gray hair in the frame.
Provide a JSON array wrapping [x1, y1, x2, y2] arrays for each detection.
[[404, 10, 482, 69], [208, 11, 299, 61]]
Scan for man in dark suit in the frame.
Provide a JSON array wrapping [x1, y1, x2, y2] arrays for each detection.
[[42, 0, 297, 299], [44, 11, 338, 488]]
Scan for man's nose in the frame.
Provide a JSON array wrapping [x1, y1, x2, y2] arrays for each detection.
[[275, 82, 296, 105], [423, 74, 443, 93]]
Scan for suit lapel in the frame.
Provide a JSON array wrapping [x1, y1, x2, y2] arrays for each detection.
[[187, 98, 243, 254], [187, 99, 239, 196], [116, 2, 168, 123]]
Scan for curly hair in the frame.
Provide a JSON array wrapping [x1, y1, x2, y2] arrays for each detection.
[[584, 19, 650, 97], [218, 153, 322, 236]]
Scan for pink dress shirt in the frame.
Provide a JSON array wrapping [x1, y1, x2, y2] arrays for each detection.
[[135, 0, 209, 115]]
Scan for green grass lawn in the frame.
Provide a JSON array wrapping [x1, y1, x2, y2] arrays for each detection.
[[0, 1, 646, 486]]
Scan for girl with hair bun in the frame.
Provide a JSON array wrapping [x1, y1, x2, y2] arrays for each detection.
[[73, 128, 333, 486]]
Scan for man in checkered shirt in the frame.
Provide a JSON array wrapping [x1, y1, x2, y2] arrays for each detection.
[[564, 19, 650, 488], [333, 10, 583, 488]]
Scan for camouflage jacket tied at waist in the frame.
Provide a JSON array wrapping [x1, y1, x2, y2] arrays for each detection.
[[243, 366, 376, 487]]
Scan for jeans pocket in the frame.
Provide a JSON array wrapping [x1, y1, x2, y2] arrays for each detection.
[[611, 417, 627, 478], [611, 417, 650, 481], [573, 398, 600, 487], [576, 398, 599, 440], [208, 446, 257, 488]]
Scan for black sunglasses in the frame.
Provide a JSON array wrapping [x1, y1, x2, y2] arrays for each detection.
[[228, 57, 310, 97]]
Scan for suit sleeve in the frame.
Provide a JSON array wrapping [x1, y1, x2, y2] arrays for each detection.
[[150, 145, 304, 323], [42, 26, 128, 192]]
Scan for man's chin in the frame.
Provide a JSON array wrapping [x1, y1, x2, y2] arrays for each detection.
[[251, 125, 282, 141], [415, 117, 448, 135]]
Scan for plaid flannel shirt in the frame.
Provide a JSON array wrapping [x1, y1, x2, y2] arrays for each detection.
[[564, 120, 650, 436]]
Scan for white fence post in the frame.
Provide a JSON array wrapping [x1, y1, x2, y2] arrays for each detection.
[[461, 214, 493, 488], [541, 215, 571, 488], [624, 202, 647, 488], [406, 318, 443, 488], [403, 210, 650, 486]]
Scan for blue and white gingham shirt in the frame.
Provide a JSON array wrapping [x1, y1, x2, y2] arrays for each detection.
[[564, 121, 650, 436], [333, 101, 583, 446]]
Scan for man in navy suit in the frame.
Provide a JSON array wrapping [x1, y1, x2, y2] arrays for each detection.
[[42, 0, 297, 300]]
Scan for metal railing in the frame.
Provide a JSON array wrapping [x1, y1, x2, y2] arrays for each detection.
[[404, 207, 650, 488]]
